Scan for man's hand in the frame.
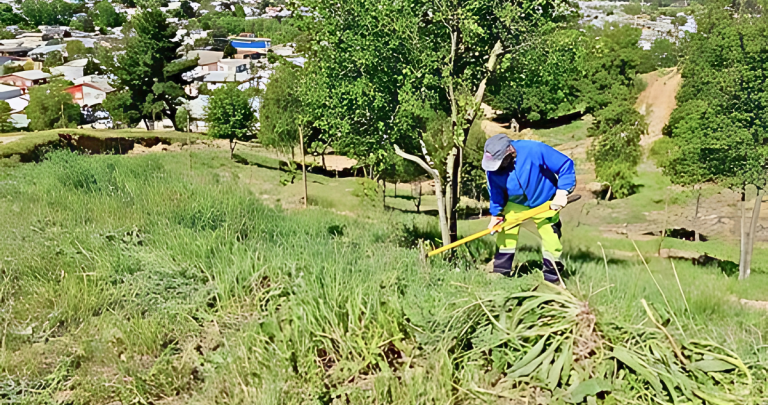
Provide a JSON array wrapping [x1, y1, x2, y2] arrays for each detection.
[[550, 190, 569, 211], [488, 216, 504, 234]]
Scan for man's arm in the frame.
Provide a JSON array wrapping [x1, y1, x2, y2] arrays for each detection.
[[487, 172, 507, 217], [540, 143, 576, 193]]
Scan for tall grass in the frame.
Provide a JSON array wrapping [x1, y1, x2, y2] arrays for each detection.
[[0, 151, 765, 404]]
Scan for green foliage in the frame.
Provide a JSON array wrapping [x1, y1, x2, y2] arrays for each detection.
[[90, 1, 126, 29], [103, 91, 142, 128], [222, 42, 236, 58], [20, 0, 75, 26], [27, 80, 81, 131], [622, 2, 643, 15], [588, 98, 646, 198], [69, 14, 96, 33], [0, 63, 22, 75], [42, 50, 64, 68], [175, 107, 189, 131], [260, 63, 303, 154], [104, 8, 196, 130], [65, 40, 89, 59], [83, 57, 102, 75], [205, 83, 256, 143], [298, 0, 574, 180], [460, 119, 489, 201], [0, 4, 28, 26], [0, 27, 15, 40], [639, 39, 678, 72], [661, 0, 768, 189], [0, 100, 14, 133]]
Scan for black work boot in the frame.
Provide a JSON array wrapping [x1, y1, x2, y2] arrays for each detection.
[[542, 258, 564, 284], [492, 252, 515, 277]]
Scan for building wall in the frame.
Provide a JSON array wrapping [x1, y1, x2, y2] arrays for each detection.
[[82, 86, 106, 106], [0, 77, 33, 89]]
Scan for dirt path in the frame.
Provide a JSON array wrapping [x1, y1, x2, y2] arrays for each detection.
[[636, 68, 682, 146], [0, 136, 21, 145]]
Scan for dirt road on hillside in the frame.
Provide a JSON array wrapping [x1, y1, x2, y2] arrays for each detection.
[[636, 68, 682, 146]]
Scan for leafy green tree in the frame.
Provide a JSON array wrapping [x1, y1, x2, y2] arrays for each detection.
[[298, 0, 573, 244], [205, 83, 257, 158], [623, 2, 643, 15], [103, 91, 141, 128], [83, 57, 102, 75], [0, 100, 14, 133], [661, 0, 768, 279], [260, 63, 302, 154], [43, 51, 64, 68], [27, 80, 81, 131], [69, 15, 96, 33], [673, 15, 688, 31], [639, 38, 678, 72], [180, 0, 197, 19], [104, 7, 196, 130], [175, 106, 189, 132], [588, 97, 646, 199], [0, 64, 23, 75], [0, 4, 28, 26], [234, 4, 246, 18], [0, 28, 14, 40], [223, 42, 236, 58], [90, 1, 126, 29], [65, 40, 89, 59], [21, 0, 75, 26]]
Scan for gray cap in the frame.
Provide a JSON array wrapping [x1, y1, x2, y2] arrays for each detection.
[[482, 134, 512, 172]]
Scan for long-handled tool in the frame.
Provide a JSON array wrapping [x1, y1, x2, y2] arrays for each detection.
[[427, 194, 582, 257]]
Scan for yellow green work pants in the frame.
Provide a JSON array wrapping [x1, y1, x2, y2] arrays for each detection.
[[496, 201, 563, 262]]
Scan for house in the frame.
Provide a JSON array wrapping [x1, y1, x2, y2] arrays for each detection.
[[65, 83, 108, 107], [185, 50, 223, 72], [217, 59, 250, 72], [28, 44, 68, 61], [5, 94, 29, 113], [0, 84, 22, 100], [0, 46, 34, 57], [73, 75, 115, 93], [0, 70, 51, 92], [228, 34, 271, 53], [51, 65, 84, 81]]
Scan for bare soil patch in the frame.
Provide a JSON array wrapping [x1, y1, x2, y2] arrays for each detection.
[[636, 68, 682, 145]]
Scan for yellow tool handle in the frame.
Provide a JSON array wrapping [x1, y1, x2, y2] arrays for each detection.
[[427, 201, 552, 257]]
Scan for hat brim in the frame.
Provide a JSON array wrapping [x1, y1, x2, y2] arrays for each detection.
[[482, 156, 503, 172]]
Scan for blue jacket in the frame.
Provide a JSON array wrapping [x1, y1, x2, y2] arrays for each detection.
[[487, 140, 576, 216]]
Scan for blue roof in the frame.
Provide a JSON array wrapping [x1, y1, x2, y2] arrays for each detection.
[[230, 40, 270, 49]]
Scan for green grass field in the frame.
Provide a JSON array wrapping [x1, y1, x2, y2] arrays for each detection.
[[0, 145, 766, 404]]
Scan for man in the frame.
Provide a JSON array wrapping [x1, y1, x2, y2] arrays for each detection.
[[482, 134, 576, 283]]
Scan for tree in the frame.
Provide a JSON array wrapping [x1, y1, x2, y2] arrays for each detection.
[[623, 2, 643, 15], [70, 15, 96, 33], [90, 1, 126, 29], [223, 42, 236, 58], [0, 100, 14, 133], [180, 0, 197, 19], [0, 4, 28, 26], [103, 91, 141, 129], [21, 0, 75, 26], [639, 38, 678, 73], [84, 57, 102, 75], [588, 96, 646, 199], [104, 7, 196, 130], [661, 0, 768, 279], [175, 106, 189, 132], [43, 51, 64, 68], [66, 40, 89, 60], [27, 80, 81, 131], [205, 83, 256, 158], [297, 0, 573, 245]]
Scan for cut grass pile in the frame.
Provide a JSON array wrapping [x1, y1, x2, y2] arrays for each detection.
[[1, 151, 766, 404]]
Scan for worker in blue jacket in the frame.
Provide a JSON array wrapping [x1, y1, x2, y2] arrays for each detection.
[[482, 134, 576, 283]]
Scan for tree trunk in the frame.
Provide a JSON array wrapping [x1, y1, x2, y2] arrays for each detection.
[[299, 127, 308, 209], [739, 191, 747, 280], [743, 189, 764, 279], [394, 182, 397, 197], [445, 147, 461, 243], [693, 185, 701, 242], [382, 180, 386, 206], [394, 145, 450, 246], [229, 139, 236, 160]]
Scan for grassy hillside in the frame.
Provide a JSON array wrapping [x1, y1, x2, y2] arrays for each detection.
[[1, 150, 766, 404]]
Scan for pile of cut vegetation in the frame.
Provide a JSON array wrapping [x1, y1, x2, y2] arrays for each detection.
[[0, 150, 763, 404]]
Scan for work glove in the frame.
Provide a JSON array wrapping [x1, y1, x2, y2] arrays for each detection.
[[488, 216, 504, 235], [550, 189, 569, 211]]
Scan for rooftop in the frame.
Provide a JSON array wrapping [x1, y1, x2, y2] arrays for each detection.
[[185, 50, 223, 66], [4, 70, 52, 80]]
